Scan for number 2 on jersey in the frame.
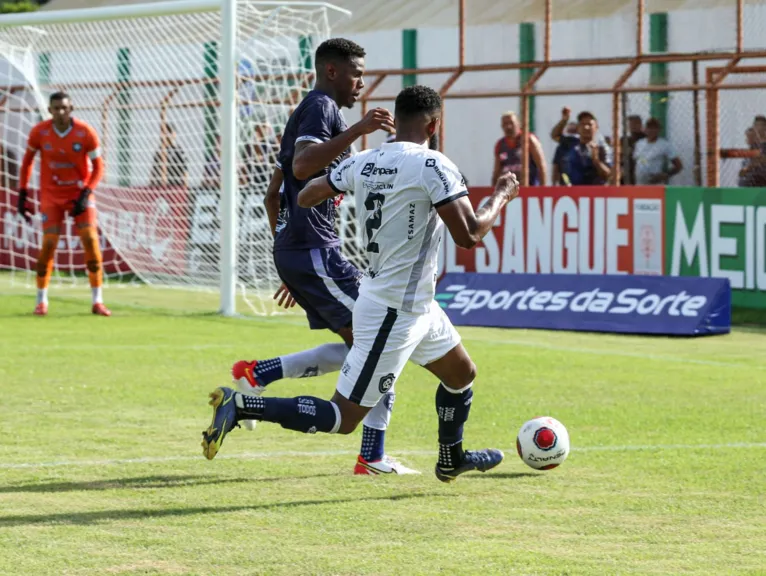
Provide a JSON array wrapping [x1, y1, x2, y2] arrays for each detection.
[[364, 192, 386, 253]]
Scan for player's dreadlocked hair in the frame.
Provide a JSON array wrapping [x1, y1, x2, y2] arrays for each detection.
[[395, 85, 442, 121], [315, 38, 366, 67]]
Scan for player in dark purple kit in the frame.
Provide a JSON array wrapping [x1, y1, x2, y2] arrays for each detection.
[[229, 39, 418, 475]]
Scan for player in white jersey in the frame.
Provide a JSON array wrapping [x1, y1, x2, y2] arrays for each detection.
[[201, 85, 519, 482]]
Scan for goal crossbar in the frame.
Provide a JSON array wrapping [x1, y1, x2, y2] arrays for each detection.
[[0, 1, 351, 28]]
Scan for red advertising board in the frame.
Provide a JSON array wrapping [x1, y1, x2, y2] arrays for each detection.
[[438, 186, 666, 277], [0, 186, 188, 276]]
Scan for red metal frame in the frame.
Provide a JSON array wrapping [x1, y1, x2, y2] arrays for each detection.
[[356, 0, 763, 187], [0, 0, 761, 188]]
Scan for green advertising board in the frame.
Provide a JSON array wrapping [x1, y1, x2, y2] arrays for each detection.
[[665, 187, 766, 309]]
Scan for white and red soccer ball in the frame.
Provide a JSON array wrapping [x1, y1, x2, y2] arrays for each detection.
[[516, 416, 570, 470]]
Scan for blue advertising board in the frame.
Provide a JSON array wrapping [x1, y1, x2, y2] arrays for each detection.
[[436, 273, 731, 336]]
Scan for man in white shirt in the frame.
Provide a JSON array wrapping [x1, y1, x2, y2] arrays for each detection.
[[633, 117, 682, 184], [200, 85, 520, 482]]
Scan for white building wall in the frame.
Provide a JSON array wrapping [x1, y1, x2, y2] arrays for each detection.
[[1, 5, 762, 188]]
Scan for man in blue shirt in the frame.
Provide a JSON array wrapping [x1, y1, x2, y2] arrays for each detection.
[[228, 39, 418, 475], [559, 111, 613, 185], [550, 108, 613, 186]]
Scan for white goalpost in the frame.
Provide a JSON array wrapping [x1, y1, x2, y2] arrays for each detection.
[[0, 0, 355, 316]]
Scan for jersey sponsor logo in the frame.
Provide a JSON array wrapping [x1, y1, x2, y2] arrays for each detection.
[[361, 162, 397, 177], [73, 143, 82, 152], [362, 182, 393, 191], [49, 162, 76, 170], [407, 203, 416, 240], [439, 284, 709, 318], [427, 160, 450, 195], [378, 373, 395, 393], [334, 159, 355, 181]]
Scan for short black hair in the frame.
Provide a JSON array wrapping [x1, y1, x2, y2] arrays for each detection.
[[754, 115, 766, 124], [627, 114, 642, 122], [49, 91, 71, 105], [315, 38, 365, 68], [577, 110, 596, 123], [395, 85, 442, 122], [645, 117, 662, 128]]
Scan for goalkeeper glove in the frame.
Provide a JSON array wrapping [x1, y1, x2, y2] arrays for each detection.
[[17, 189, 32, 222], [71, 187, 92, 217]]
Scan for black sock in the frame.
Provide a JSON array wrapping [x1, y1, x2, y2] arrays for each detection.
[[236, 394, 340, 434], [435, 382, 473, 469]]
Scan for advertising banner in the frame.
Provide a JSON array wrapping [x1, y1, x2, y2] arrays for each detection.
[[438, 186, 666, 278], [0, 186, 188, 276], [665, 187, 766, 309], [437, 272, 731, 336], [0, 187, 130, 274]]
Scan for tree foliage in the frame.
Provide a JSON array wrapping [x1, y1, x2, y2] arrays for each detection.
[[0, 0, 40, 14]]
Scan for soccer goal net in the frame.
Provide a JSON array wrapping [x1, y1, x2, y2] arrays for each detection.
[[0, 0, 359, 315]]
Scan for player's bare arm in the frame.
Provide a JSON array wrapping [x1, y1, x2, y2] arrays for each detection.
[[262, 165, 295, 309], [296, 173, 338, 208], [437, 172, 519, 249], [292, 107, 394, 180], [263, 166, 284, 237], [529, 134, 548, 186], [550, 106, 571, 143], [589, 142, 612, 182]]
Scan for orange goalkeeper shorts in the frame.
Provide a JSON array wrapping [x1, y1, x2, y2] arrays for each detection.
[[40, 188, 97, 230]]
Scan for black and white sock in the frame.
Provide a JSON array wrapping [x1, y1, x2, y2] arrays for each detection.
[[435, 382, 473, 469]]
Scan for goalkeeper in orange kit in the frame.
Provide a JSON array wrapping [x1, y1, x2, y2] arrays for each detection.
[[16, 92, 110, 316]]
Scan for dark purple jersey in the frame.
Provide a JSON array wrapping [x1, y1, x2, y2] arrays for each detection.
[[274, 90, 350, 251]]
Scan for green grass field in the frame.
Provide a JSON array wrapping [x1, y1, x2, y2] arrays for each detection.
[[1, 285, 765, 576]]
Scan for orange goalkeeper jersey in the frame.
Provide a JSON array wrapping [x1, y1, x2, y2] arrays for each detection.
[[24, 118, 102, 195]]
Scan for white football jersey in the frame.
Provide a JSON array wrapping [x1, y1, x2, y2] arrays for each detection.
[[328, 141, 468, 314]]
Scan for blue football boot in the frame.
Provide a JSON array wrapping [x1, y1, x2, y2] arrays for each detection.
[[201, 387, 240, 460], [434, 448, 504, 483]]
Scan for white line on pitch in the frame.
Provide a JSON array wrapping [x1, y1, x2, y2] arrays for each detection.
[[1, 442, 764, 470], [6, 337, 762, 370], [465, 336, 765, 369]]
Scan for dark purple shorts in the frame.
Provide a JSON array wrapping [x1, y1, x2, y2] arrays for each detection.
[[274, 247, 360, 331]]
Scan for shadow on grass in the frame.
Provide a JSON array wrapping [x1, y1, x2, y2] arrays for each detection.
[[0, 492, 437, 527], [468, 472, 539, 480], [0, 473, 341, 494]]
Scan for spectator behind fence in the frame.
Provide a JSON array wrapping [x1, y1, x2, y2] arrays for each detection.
[[754, 115, 766, 143], [555, 110, 612, 186], [739, 120, 766, 187], [150, 123, 188, 188], [491, 111, 547, 186], [620, 115, 646, 184], [551, 116, 578, 185], [633, 117, 682, 185]]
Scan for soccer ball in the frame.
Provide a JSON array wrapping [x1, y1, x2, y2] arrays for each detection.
[[516, 416, 570, 470]]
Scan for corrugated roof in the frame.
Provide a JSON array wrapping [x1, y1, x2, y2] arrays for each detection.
[[38, 0, 760, 30]]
